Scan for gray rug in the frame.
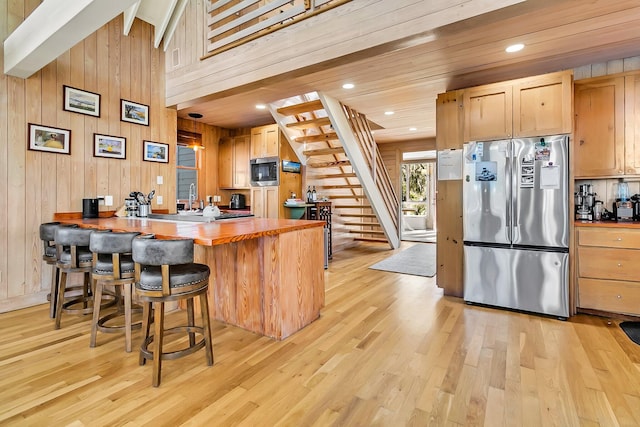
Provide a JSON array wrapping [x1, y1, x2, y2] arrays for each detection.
[[369, 243, 436, 277]]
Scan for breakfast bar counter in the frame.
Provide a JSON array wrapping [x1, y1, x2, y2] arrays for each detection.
[[54, 215, 326, 340]]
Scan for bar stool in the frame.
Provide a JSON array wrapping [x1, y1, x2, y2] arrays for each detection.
[[132, 237, 213, 387], [54, 227, 114, 329], [40, 222, 77, 318], [89, 230, 142, 352]]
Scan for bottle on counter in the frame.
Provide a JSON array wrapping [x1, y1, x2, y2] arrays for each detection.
[[199, 199, 204, 210], [306, 186, 312, 203], [312, 186, 317, 202]]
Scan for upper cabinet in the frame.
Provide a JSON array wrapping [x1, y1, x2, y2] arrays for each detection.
[[464, 70, 573, 142], [625, 73, 640, 175], [574, 76, 625, 177], [251, 124, 279, 158], [218, 135, 250, 189]]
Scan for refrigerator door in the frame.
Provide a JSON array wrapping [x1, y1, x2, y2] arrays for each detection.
[[464, 245, 569, 318], [511, 135, 569, 248], [463, 140, 511, 245]]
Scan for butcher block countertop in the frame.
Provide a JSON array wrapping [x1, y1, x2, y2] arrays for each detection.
[[574, 221, 640, 229], [53, 214, 325, 246]]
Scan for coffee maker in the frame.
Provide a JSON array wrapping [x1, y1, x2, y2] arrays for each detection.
[[574, 184, 595, 221]]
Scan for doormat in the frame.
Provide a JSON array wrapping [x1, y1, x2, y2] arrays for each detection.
[[620, 321, 640, 346], [368, 243, 436, 277]]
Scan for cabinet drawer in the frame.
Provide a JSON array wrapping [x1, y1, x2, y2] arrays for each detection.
[[578, 278, 640, 316], [578, 227, 640, 249], [578, 246, 639, 281]]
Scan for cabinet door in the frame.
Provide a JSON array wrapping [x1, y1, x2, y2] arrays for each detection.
[[233, 135, 250, 188], [463, 84, 512, 142], [265, 187, 279, 218], [250, 187, 264, 217], [574, 76, 624, 177], [513, 71, 573, 137], [218, 137, 233, 189], [625, 73, 640, 174], [263, 126, 279, 157]]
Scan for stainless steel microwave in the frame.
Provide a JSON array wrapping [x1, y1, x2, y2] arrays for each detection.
[[250, 157, 279, 186]]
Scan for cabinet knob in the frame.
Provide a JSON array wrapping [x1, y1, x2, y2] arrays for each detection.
[[617, 263, 623, 267], [579, 139, 585, 145], [616, 237, 622, 241], [617, 295, 622, 299], [619, 170, 623, 174]]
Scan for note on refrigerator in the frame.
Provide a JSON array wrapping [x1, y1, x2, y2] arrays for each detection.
[[540, 165, 560, 189]]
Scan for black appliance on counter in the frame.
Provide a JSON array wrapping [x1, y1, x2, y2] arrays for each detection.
[[229, 193, 246, 209], [82, 198, 99, 218]]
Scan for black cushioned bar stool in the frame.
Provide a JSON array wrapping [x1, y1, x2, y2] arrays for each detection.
[[90, 230, 142, 352], [54, 227, 114, 329], [40, 222, 77, 318], [132, 237, 213, 387]]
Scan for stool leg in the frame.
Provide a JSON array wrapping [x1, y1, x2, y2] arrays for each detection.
[[186, 298, 195, 347], [140, 302, 152, 365], [89, 280, 104, 348], [124, 283, 133, 353], [152, 301, 165, 387], [55, 271, 67, 329], [49, 265, 59, 319], [199, 291, 214, 366]]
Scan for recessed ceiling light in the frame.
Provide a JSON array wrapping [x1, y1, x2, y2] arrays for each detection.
[[409, 127, 417, 131], [255, 104, 266, 110], [342, 83, 355, 89], [384, 111, 394, 116], [505, 43, 524, 53]]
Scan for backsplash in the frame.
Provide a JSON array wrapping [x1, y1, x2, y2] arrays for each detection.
[[576, 179, 640, 208]]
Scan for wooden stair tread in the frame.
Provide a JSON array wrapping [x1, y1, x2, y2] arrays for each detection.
[[307, 160, 351, 168], [347, 229, 385, 235], [303, 147, 345, 156], [354, 237, 389, 243], [321, 184, 362, 189], [286, 117, 331, 129], [328, 195, 366, 199], [339, 213, 376, 218], [296, 133, 339, 143], [315, 173, 357, 179], [334, 204, 371, 208], [276, 99, 324, 116], [343, 221, 381, 227]]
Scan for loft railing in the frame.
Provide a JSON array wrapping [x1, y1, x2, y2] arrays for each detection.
[[204, 0, 352, 58]]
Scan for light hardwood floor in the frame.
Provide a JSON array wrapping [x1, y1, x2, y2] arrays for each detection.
[[1, 242, 640, 426]]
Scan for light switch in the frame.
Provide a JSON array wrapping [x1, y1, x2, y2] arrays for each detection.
[[157, 175, 163, 185], [104, 195, 113, 206], [156, 195, 163, 205]]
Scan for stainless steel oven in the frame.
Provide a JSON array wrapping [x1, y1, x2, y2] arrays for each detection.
[[250, 157, 279, 186]]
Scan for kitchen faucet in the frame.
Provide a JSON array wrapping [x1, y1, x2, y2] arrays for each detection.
[[188, 182, 196, 211]]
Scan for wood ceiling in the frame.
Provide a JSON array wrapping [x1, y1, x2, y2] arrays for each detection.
[[177, 0, 640, 143]]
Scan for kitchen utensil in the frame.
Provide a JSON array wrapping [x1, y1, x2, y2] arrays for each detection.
[[136, 193, 146, 205], [147, 190, 155, 202]]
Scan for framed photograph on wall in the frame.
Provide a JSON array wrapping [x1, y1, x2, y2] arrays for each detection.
[[143, 140, 169, 163], [28, 123, 71, 155], [121, 99, 149, 126], [94, 133, 126, 159], [63, 85, 100, 117]]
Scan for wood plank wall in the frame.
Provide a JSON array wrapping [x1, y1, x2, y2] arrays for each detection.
[[0, 1, 177, 313], [377, 139, 435, 195]]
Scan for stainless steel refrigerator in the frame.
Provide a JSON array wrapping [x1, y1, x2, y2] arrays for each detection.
[[462, 135, 569, 318]]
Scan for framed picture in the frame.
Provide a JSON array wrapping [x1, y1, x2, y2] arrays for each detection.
[[63, 85, 100, 117], [94, 133, 126, 159], [28, 123, 71, 155], [143, 140, 169, 163], [121, 99, 149, 126]]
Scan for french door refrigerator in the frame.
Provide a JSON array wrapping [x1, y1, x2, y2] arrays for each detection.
[[462, 135, 570, 318]]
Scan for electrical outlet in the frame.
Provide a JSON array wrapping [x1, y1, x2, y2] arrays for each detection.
[[157, 175, 163, 185], [104, 195, 113, 206], [156, 195, 163, 205]]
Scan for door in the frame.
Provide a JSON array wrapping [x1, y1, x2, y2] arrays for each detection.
[[463, 140, 510, 244], [511, 135, 569, 248]]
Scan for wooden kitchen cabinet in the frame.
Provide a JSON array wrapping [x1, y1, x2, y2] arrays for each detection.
[[463, 70, 572, 142], [250, 124, 279, 159], [219, 135, 250, 189], [574, 76, 625, 177], [250, 186, 279, 218], [624, 72, 640, 175], [576, 226, 640, 316]]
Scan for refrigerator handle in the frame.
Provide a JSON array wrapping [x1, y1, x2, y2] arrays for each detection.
[[505, 142, 512, 237], [512, 148, 518, 229]]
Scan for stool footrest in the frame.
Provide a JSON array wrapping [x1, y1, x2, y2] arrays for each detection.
[[62, 294, 116, 315], [96, 310, 142, 334], [140, 326, 209, 362]]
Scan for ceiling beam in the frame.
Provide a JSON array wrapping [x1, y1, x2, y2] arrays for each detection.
[[4, 0, 139, 79]]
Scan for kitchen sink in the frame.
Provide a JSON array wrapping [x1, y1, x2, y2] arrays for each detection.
[[146, 212, 254, 223]]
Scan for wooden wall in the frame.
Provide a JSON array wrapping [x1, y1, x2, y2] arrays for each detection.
[[0, 1, 178, 312], [378, 139, 436, 194]]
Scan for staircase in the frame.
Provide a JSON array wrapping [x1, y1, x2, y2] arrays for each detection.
[[269, 92, 400, 250]]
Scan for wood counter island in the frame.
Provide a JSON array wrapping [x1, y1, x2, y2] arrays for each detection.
[[53, 215, 326, 340]]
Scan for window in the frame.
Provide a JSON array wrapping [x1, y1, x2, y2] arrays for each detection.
[[176, 131, 202, 204]]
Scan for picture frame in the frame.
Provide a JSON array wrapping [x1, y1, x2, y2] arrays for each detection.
[[28, 123, 71, 155], [94, 133, 126, 159], [121, 99, 149, 126], [143, 140, 169, 163], [63, 85, 100, 117]]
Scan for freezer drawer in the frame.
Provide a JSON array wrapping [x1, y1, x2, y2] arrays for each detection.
[[464, 245, 569, 318]]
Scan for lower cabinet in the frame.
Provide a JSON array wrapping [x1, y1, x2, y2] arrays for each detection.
[[250, 187, 279, 218], [577, 227, 640, 316]]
